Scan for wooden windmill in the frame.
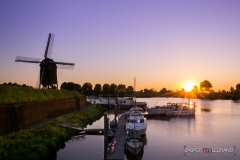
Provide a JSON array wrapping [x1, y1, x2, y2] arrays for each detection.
[[15, 33, 75, 89]]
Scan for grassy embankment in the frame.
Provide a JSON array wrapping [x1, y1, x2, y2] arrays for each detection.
[[0, 85, 82, 104], [0, 105, 107, 160], [0, 85, 107, 159]]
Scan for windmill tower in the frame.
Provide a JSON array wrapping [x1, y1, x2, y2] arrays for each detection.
[[15, 33, 75, 89]]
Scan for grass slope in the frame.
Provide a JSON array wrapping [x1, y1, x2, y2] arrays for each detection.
[[0, 105, 106, 160], [0, 85, 82, 104]]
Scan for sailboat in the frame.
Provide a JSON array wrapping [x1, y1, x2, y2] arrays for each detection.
[[125, 77, 144, 155]]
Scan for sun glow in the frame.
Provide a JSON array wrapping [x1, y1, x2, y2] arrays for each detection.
[[183, 81, 195, 92]]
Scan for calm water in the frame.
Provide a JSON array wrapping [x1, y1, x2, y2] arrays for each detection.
[[57, 98, 240, 160]]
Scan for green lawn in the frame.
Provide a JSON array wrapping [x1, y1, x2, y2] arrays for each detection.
[[0, 85, 82, 104], [0, 105, 106, 160]]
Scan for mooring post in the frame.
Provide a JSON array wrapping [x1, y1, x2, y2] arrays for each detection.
[[114, 104, 117, 126], [104, 112, 108, 158]]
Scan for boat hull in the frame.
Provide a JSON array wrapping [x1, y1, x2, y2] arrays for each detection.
[[166, 110, 195, 116], [125, 140, 143, 155], [127, 128, 146, 136]]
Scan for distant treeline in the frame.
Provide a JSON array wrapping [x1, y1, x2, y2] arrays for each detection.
[[60, 81, 240, 100]]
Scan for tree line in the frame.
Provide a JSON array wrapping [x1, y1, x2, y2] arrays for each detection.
[[60, 80, 240, 100]]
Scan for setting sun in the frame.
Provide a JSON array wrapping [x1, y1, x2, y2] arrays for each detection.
[[183, 81, 195, 92]]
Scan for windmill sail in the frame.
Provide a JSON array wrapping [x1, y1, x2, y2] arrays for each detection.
[[56, 64, 75, 70], [44, 33, 55, 59], [15, 56, 41, 63]]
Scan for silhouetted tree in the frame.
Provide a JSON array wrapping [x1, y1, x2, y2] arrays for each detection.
[[236, 84, 240, 91], [230, 86, 235, 93], [110, 83, 117, 96], [82, 82, 92, 95], [159, 88, 167, 94], [60, 82, 82, 93], [192, 85, 199, 92], [117, 84, 126, 96], [74, 83, 82, 93], [102, 83, 110, 96], [126, 86, 134, 95], [94, 84, 102, 96], [200, 80, 212, 92]]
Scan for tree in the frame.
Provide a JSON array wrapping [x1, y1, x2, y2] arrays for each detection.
[[60, 82, 82, 93], [159, 88, 167, 94], [230, 86, 235, 93], [192, 85, 199, 92], [74, 83, 82, 93], [236, 84, 240, 92], [94, 84, 102, 96], [102, 83, 110, 96], [109, 83, 117, 96], [82, 82, 92, 95], [126, 86, 134, 95], [61, 82, 75, 90], [117, 84, 126, 96], [200, 80, 212, 92]]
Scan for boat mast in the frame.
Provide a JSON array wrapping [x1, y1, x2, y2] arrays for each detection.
[[134, 76, 136, 105]]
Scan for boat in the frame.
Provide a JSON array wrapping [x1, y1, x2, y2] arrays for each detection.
[[125, 133, 144, 155], [166, 102, 196, 116], [107, 129, 114, 142], [86, 96, 147, 109], [118, 97, 147, 110], [130, 106, 143, 113], [109, 118, 118, 128], [123, 106, 144, 118], [147, 103, 177, 116], [126, 111, 147, 136]]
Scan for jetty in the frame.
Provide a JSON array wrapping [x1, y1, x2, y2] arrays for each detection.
[[105, 114, 126, 160]]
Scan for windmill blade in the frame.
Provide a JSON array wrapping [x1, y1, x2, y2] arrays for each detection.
[[56, 63, 75, 70], [15, 56, 41, 63], [52, 61, 75, 65], [35, 73, 40, 89], [44, 33, 55, 59]]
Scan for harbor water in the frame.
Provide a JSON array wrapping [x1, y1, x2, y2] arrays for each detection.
[[57, 97, 240, 160]]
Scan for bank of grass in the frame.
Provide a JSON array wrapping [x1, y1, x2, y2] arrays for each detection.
[[0, 105, 107, 160], [56, 104, 107, 127], [0, 85, 82, 104]]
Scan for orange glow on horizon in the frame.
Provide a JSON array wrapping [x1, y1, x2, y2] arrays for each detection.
[[183, 81, 195, 92]]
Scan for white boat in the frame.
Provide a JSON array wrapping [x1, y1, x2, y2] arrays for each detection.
[[118, 97, 147, 110], [86, 96, 147, 109], [125, 134, 143, 155], [166, 102, 196, 116], [147, 103, 177, 116], [123, 106, 144, 118], [130, 106, 143, 112], [126, 111, 147, 136]]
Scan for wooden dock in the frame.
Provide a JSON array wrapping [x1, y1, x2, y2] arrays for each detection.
[[56, 122, 104, 135], [105, 115, 126, 160]]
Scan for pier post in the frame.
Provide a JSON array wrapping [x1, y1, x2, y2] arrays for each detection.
[[114, 104, 117, 126], [104, 112, 108, 158]]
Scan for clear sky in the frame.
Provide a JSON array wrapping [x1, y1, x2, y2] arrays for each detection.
[[1, 0, 240, 91]]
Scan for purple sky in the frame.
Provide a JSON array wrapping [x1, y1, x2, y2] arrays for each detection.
[[1, 0, 240, 91]]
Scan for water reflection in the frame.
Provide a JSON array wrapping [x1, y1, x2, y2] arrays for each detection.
[[201, 108, 212, 112], [57, 98, 240, 160]]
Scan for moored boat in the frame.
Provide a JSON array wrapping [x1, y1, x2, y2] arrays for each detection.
[[147, 103, 177, 116], [126, 111, 147, 136], [125, 134, 143, 155], [166, 102, 196, 116]]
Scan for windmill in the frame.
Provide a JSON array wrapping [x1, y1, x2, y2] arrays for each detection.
[[15, 33, 75, 89]]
